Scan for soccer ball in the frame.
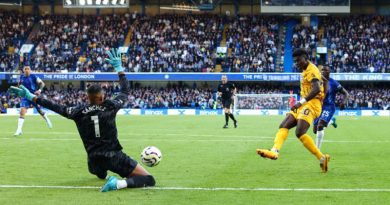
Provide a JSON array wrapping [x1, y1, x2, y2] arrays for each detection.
[[141, 146, 162, 167]]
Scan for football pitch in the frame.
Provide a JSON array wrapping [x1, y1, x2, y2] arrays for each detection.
[[1, 115, 390, 204]]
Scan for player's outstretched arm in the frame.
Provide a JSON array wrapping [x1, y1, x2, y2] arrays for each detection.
[[9, 85, 77, 119], [341, 87, 349, 103], [35, 77, 45, 96], [321, 75, 328, 98], [105, 48, 129, 109], [339, 87, 349, 110]]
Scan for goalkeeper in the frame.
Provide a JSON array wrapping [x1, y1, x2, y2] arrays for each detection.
[[9, 49, 156, 192]]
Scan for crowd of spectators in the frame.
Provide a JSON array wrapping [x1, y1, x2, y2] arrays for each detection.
[[27, 14, 132, 73], [0, 11, 34, 71], [337, 86, 390, 110], [291, 24, 319, 60], [0, 12, 389, 73], [1, 84, 389, 111], [324, 15, 390, 73], [124, 14, 223, 72], [224, 16, 280, 72], [28, 15, 83, 72]]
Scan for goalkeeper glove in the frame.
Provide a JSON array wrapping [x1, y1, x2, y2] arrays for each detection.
[[9, 85, 36, 101], [105, 48, 124, 72]]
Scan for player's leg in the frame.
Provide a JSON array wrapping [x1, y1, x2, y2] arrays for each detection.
[[223, 104, 229, 128], [296, 119, 324, 160], [315, 120, 327, 149], [256, 113, 297, 159], [295, 108, 330, 172], [15, 100, 29, 136], [101, 152, 155, 192], [226, 101, 237, 128], [88, 157, 108, 179], [224, 108, 229, 128], [329, 117, 337, 128], [35, 103, 52, 129], [121, 164, 155, 188], [315, 107, 335, 149]]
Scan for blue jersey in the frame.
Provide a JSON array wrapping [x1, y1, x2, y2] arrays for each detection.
[[20, 74, 41, 93], [323, 78, 342, 107]]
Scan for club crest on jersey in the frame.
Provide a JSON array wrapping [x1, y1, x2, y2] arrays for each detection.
[[82, 105, 106, 114]]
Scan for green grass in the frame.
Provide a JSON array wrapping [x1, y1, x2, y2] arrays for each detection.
[[0, 115, 390, 204]]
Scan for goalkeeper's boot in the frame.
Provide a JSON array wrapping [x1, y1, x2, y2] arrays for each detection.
[[330, 117, 337, 128], [223, 124, 228, 129], [14, 130, 22, 136], [101, 176, 118, 192], [320, 154, 331, 173], [234, 120, 238, 128], [256, 149, 278, 160]]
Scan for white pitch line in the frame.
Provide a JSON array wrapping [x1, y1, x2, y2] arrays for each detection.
[[0, 185, 390, 192], [2, 132, 271, 138], [1, 137, 389, 143], [0, 185, 99, 189], [0, 137, 271, 142], [5, 132, 390, 143]]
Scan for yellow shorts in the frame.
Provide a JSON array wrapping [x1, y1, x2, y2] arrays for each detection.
[[289, 99, 322, 125]]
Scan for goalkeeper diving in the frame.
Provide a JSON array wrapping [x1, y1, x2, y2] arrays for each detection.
[[9, 49, 156, 192]]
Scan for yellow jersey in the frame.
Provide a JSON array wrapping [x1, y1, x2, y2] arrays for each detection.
[[300, 62, 325, 101]]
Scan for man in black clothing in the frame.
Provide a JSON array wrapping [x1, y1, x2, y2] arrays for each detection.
[[217, 75, 237, 128], [9, 49, 155, 192]]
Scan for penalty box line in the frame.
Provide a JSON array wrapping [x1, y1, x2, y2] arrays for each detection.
[[1, 185, 390, 192]]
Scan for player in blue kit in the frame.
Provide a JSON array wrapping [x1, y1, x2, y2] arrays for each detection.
[[313, 66, 349, 149], [14, 66, 52, 136]]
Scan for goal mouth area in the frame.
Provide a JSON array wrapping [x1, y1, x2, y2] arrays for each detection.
[[233, 94, 297, 115]]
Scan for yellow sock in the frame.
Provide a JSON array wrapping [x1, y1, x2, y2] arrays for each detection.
[[299, 134, 324, 160], [272, 128, 289, 151]]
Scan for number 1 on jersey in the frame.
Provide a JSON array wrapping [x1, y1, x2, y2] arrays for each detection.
[[91, 115, 101, 138]]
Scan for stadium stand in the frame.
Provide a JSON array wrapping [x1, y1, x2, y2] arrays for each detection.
[[0, 12, 389, 73], [1, 84, 389, 110], [323, 16, 389, 73]]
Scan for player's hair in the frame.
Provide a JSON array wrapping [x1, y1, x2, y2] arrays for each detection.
[[87, 84, 102, 95], [292, 48, 308, 59]]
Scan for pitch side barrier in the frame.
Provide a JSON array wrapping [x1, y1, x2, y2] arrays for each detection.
[[2, 73, 390, 81], [3, 108, 389, 117]]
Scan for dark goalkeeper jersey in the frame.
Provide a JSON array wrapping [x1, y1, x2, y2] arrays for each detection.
[[36, 74, 129, 155]]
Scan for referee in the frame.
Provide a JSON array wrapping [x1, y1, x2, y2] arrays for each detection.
[[217, 75, 237, 128]]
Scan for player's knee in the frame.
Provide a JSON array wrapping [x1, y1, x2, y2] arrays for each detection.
[[90, 170, 106, 179], [20, 109, 26, 116], [317, 125, 324, 132], [146, 175, 156, 187], [88, 167, 107, 179], [96, 172, 107, 180], [279, 122, 289, 129], [295, 129, 305, 138]]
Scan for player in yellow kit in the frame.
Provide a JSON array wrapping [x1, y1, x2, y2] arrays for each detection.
[[256, 48, 330, 173]]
